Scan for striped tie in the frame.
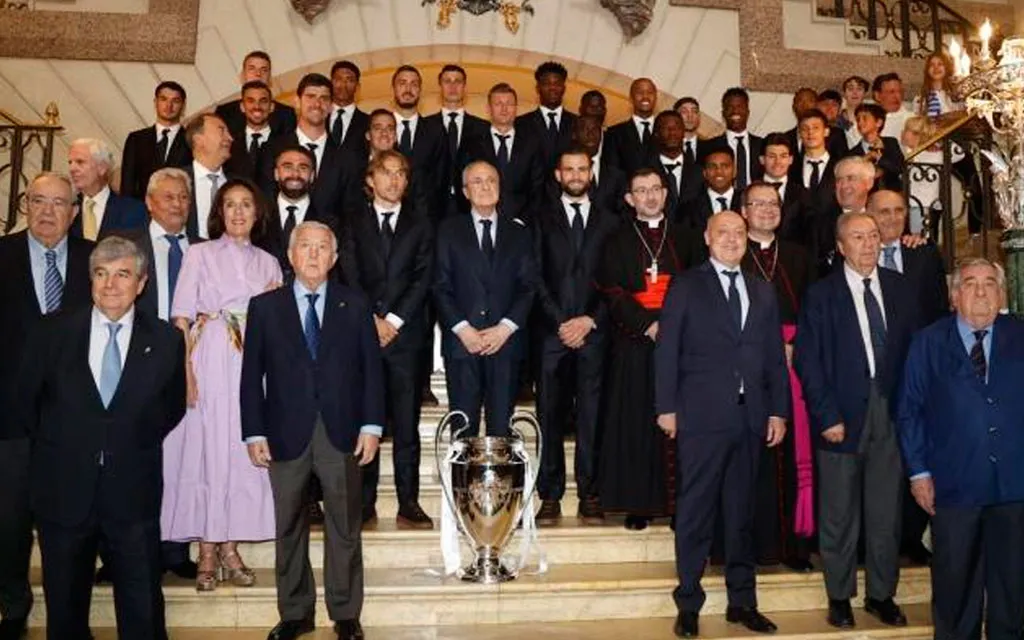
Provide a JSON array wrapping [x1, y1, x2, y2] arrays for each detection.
[[43, 249, 63, 313]]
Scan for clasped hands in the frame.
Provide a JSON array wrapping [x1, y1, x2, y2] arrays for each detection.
[[456, 323, 513, 356], [374, 315, 399, 348], [656, 413, 786, 446], [247, 432, 379, 468], [558, 316, 596, 349]]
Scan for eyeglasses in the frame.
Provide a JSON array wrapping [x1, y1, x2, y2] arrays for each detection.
[[631, 186, 664, 197], [745, 200, 781, 210], [28, 195, 72, 210]]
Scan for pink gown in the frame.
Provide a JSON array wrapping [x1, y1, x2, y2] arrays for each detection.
[[161, 236, 282, 542]]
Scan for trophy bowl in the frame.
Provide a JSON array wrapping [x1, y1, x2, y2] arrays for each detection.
[[435, 411, 542, 583]]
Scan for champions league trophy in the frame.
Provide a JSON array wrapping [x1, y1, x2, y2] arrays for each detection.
[[434, 410, 542, 583]]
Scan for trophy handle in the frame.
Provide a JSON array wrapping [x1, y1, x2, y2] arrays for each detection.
[[434, 410, 472, 539], [509, 410, 542, 502]]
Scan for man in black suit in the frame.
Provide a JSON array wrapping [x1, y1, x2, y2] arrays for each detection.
[[674, 96, 702, 173], [340, 150, 434, 530], [424, 64, 490, 218], [759, 133, 813, 247], [67, 138, 147, 240], [183, 112, 234, 239], [851, 104, 903, 191], [18, 235, 186, 640], [515, 61, 577, 171], [466, 83, 545, 224], [656, 210, 790, 637], [242, 221, 384, 640], [215, 50, 297, 141], [258, 145, 330, 278], [121, 81, 192, 199], [433, 160, 535, 436], [791, 110, 843, 270], [328, 60, 369, 157], [605, 77, 658, 176], [0, 173, 93, 640], [795, 212, 919, 629], [651, 110, 701, 221], [700, 88, 764, 192], [225, 81, 278, 180], [679, 147, 742, 230], [572, 114, 627, 218], [391, 65, 450, 220], [533, 147, 619, 526], [578, 89, 607, 127], [784, 88, 849, 162]]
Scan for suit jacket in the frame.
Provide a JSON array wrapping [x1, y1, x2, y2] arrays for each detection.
[[850, 136, 905, 191], [604, 118, 656, 176], [533, 198, 620, 336], [895, 243, 949, 325], [699, 133, 765, 185], [120, 125, 192, 199], [70, 192, 148, 239], [591, 157, 629, 218], [257, 198, 338, 279], [650, 152, 703, 221], [225, 130, 281, 181], [425, 111, 490, 217], [0, 231, 94, 440], [897, 314, 1024, 508], [465, 129, 545, 224], [655, 261, 790, 435], [678, 189, 743, 230], [240, 281, 386, 461], [257, 132, 345, 222], [515, 108, 577, 171], [774, 179, 815, 248], [340, 200, 435, 352], [433, 214, 535, 360], [400, 115, 451, 221], [795, 266, 920, 453], [215, 99, 297, 140], [17, 307, 186, 526], [106, 227, 203, 319], [183, 163, 242, 239], [331, 106, 370, 156]]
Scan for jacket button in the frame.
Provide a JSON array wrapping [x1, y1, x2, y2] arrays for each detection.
[[987, 397, 995, 405], [990, 455, 998, 463], [479, 310, 487, 316], [989, 427, 998, 434]]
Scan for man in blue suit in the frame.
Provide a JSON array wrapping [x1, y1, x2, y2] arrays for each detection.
[[656, 210, 790, 637], [897, 257, 1024, 640], [241, 220, 385, 640], [67, 138, 148, 241], [795, 212, 920, 629]]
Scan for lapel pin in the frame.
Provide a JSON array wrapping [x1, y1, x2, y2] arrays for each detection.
[[144, 346, 152, 354], [338, 301, 346, 308]]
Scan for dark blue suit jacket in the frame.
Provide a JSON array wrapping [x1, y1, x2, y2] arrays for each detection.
[[795, 266, 919, 453], [432, 214, 535, 361], [655, 261, 790, 435], [896, 314, 1024, 508], [240, 280, 385, 461], [70, 192, 148, 239]]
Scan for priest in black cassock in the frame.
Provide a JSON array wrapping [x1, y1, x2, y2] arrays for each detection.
[[596, 167, 703, 530], [740, 182, 817, 572]]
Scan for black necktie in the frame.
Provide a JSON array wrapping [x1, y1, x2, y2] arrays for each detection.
[[970, 329, 988, 382], [480, 218, 494, 262], [380, 211, 394, 257], [664, 162, 681, 200], [547, 112, 559, 138], [641, 121, 651, 146], [249, 132, 262, 158], [863, 277, 887, 375], [446, 112, 459, 160], [685, 140, 695, 166], [283, 205, 297, 243], [716, 196, 728, 212], [569, 202, 585, 253], [495, 134, 510, 172], [723, 270, 742, 331], [808, 160, 823, 191], [156, 128, 170, 165], [399, 120, 413, 156], [331, 111, 345, 145], [305, 143, 319, 171], [735, 135, 748, 192]]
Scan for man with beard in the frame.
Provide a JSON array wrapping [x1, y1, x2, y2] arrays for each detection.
[[215, 50, 296, 141], [225, 81, 277, 180], [596, 168, 702, 531], [571, 114, 627, 217], [700, 88, 764, 193], [121, 81, 192, 200], [605, 77, 658, 176], [679, 147, 742, 231], [649, 110, 700, 222], [183, 113, 235, 239], [340, 150, 435, 529], [328, 60, 369, 156], [740, 182, 817, 572], [515, 61, 577, 171], [673, 97, 702, 172], [391, 65, 449, 221], [533, 147, 620, 527], [578, 90, 607, 128]]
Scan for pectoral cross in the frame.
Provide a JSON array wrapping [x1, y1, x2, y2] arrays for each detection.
[[647, 262, 659, 284]]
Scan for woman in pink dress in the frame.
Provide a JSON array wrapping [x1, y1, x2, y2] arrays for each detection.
[[162, 178, 282, 591]]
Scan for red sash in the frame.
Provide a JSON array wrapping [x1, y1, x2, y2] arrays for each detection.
[[632, 274, 672, 309]]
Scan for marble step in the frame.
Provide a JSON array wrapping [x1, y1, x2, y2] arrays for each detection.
[[377, 439, 574, 482], [25, 563, 932, 628], [25, 603, 934, 638]]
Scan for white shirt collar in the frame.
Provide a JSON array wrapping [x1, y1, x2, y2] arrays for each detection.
[[373, 200, 402, 217], [156, 123, 181, 137], [84, 185, 112, 208], [633, 114, 654, 126], [560, 193, 590, 208], [659, 153, 684, 167], [296, 128, 328, 147], [709, 255, 742, 275], [804, 150, 830, 165], [726, 129, 749, 142], [638, 214, 663, 228], [193, 159, 225, 180], [708, 187, 735, 204], [92, 304, 135, 330], [277, 194, 311, 225], [844, 262, 880, 287], [149, 219, 185, 241], [442, 107, 464, 119], [541, 105, 563, 119], [491, 126, 514, 139], [245, 124, 272, 139], [396, 112, 420, 126]]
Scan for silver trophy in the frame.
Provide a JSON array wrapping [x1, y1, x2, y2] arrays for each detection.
[[434, 410, 542, 583]]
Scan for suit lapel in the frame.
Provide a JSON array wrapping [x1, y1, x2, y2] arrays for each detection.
[[836, 272, 871, 365], [700, 262, 739, 339], [318, 281, 346, 359], [108, 313, 156, 411], [75, 311, 107, 410], [278, 287, 312, 361], [16, 233, 43, 315]]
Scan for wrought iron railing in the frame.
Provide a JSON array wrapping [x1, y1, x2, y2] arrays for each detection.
[[0, 104, 63, 234], [817, 0, 976, 59]]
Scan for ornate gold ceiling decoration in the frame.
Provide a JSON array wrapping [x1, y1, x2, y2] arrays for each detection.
[[421, 0, 535, 35]]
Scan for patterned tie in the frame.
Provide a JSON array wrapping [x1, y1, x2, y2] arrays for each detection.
[[166, 234, 183, 312], [735, 135, 748, 192], [156, 127, 170, 164], [723, 270, 742, 331], [98, 322, 122, 408], [303, 293, 321, 360], [283, 205, 298, 245], [570, 202, 585, 254], [82, 198, 98, 241], [446, 112, 459, 160], [640, 121, 651, 146], [480, 218, 494, 262], [970, 329, 988, 382], [808, 160, 823, 191], [399, 120, 413, 156], [882, 245, 898, 271], [863, 277, 888, 376], [495, 134, 510, 173], [249, 132, 262, 158], [380, 211, 395, 258], [43, 249, 63, 314]]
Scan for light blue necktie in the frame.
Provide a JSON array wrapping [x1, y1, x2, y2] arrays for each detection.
[[99, 322, 122, 408], [882, 245, 898, 272], [43, 249, 63, 313]]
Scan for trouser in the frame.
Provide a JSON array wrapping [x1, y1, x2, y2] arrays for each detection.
[[444, 351, 519, 437], [0, 438, 33, 622]]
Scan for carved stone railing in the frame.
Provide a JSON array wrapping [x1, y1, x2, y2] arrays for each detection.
[[817, 0, 976, 58], [0, 105, 63, 234]]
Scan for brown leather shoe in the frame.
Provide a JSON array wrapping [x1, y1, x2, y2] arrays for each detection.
[[422, 388, 440, 407], [396, 502, 434, 529], [535, 500, 561, 526], [577, 496, 604, 524]]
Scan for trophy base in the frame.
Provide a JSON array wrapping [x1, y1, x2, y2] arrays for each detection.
[[460, 555, 517, 584]]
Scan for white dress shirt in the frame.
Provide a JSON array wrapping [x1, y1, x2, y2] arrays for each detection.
[[245, 125, 272, 151], [659, 154, 685, 193], [88, 305, 134, 391], [330, 104, 356, 142], [441, 108, 465, 145], [451, 211, 518, 336], [149, 220, 190, 321], [561, 194, 590, 227], [295, 129, 328, 170], [878, 241, 904, 274], [709, 256, 749, 328], [372, 201, 405, 330], [591, 149, 603, 186], [802, 151, 831, 190], [708, 187, 735, 213], [82, 185, 112, 233], [844, 263, 887, 378], [491, 126, 515, 156], [155, 124, 181, 153], [632, 114, 654, 141], [765, 176, 788, 202], [192, 160, 226, 239], [395, 112, 420, 145], [726, 130, 752, 182], [881, 106, 914, 139], [276, 194, 311, 230], [540, 105, 564, 131]]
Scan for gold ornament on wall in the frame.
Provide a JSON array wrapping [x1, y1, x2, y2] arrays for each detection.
[[422, 0, 534, 35]]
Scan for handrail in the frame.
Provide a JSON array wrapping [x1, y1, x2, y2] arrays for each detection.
[[903, 111, 973, 162]]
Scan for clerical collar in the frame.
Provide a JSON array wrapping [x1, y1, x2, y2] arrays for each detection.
[[749, 234, 775, 250], [637, 214, 664, 228]]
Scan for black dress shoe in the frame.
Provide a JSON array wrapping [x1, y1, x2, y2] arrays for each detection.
[[362, 505, 378, 527], [783, 556, 814, 572], [827, 599, 855, 628], [396, 502, 434, 529], [334, 619, 364, 639], [536, 500, 561, 526], [95, 563, 114, 584], [577, 496, 604, 524], [624, 515, 650, 531], [267, 617, 315, 640], [673, 611, 699, 638], [865, 597, 908, 626], [726, 606, 778, 633], [308, 501, 325, 525], [165, 559, 199, 580], [0, 617, 28, 640]]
